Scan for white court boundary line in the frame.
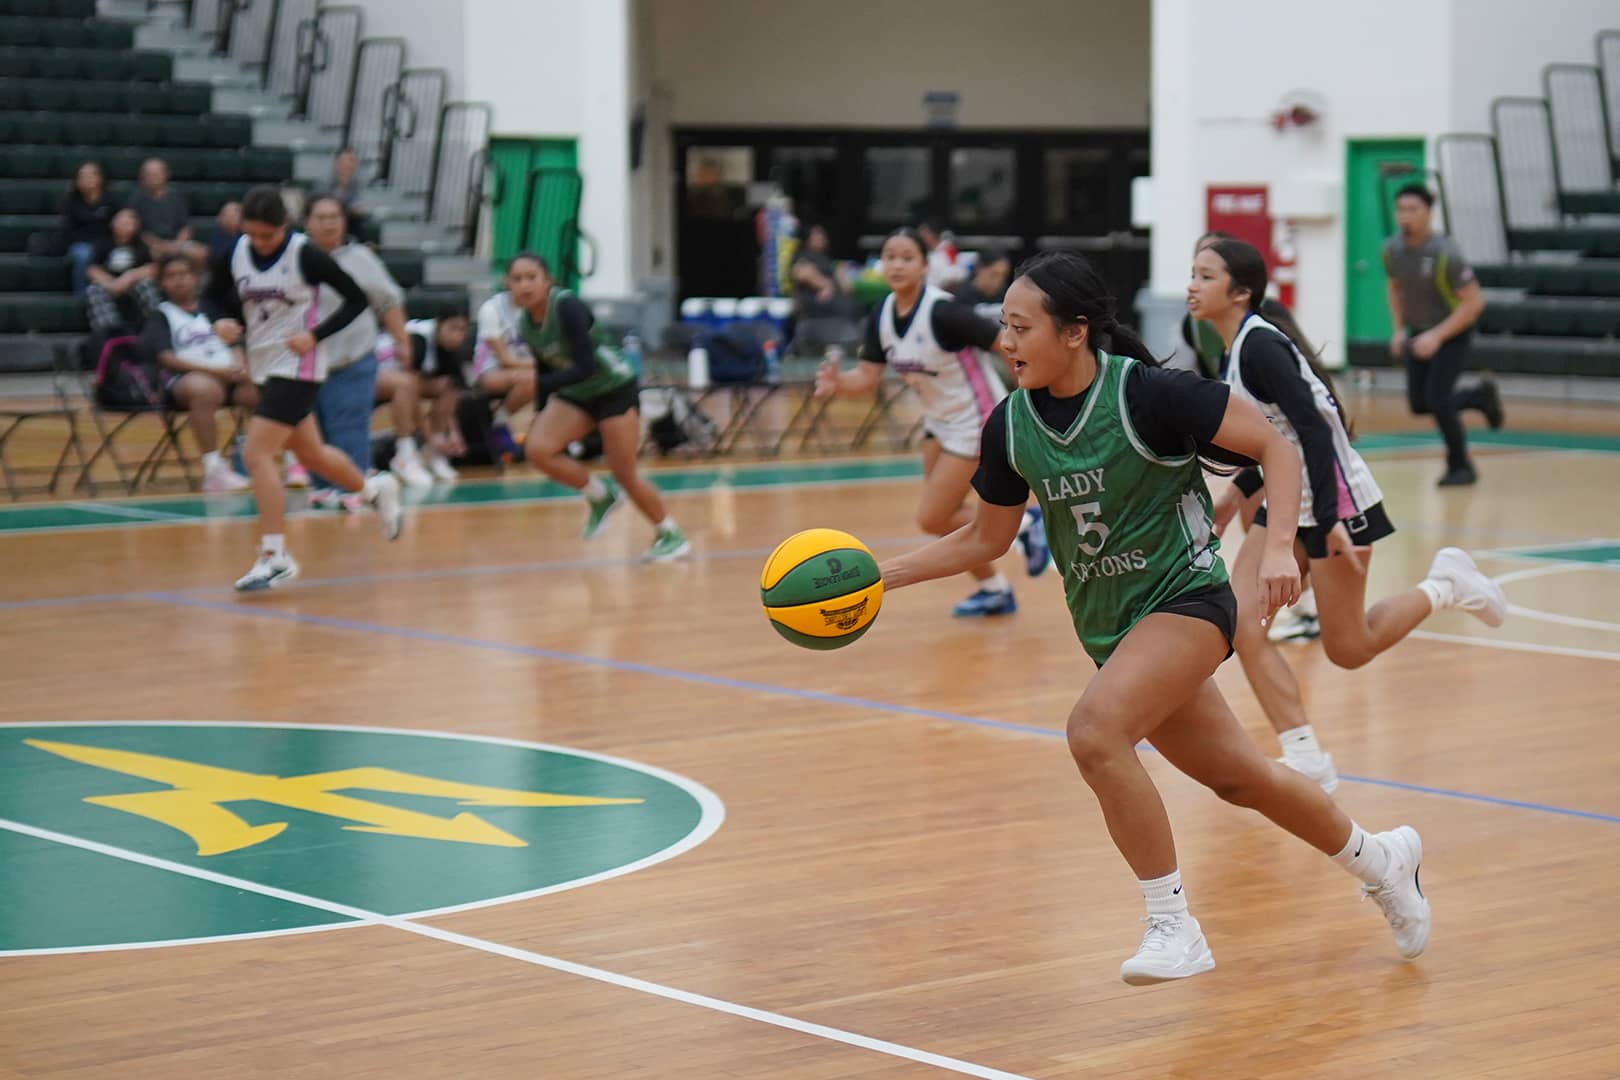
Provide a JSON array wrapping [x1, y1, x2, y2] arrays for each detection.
[[0, 816, 1034, 1080], [0, 720, 725, 954]]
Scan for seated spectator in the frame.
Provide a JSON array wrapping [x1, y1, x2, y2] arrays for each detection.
[[85, 208, 161, 336], [473, 271, 538, 459], [61, 161, 117, 296], [788, 224, 862, 357], [953, 249, 1012, 307], [140, 255, 257, 492], [328, 148, 377, 245], [377, 310, 472, 481], [202, 201, 243, 316], [127, 158, 206, 267]]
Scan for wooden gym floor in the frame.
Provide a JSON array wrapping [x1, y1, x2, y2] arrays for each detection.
[[2, 392, 1619, 1079]]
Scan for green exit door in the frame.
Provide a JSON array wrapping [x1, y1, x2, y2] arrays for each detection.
[[488, 137, 579, 285], [1345, 139, 1425, 352]]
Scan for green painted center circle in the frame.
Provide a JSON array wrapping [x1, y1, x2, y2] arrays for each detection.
[[0, 723, 722, 953]]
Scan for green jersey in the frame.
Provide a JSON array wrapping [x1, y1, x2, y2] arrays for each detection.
[[518, 287, 635, 404], [1004, 351, 1226, 663]]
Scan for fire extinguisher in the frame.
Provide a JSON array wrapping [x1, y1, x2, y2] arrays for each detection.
[[1271, 218, 1298, 310]]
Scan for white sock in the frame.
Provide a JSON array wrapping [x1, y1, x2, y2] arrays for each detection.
[[202, 450, 222, 473], [284, 451, 297, 467], [493, 405, 511, 425], [1331, 822, 1390, 886], [261, 533, 286, 559], [1279, 725, 1322, 759], [656, 516, 677, 533], [982, 573, 1011, 594], [394, 436, 420, 462], [581, 476, 608, 500], [1418, 578, 1452, 613], [1140, 869, 1189, 917]]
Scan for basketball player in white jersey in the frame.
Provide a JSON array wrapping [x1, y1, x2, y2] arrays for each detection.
[[815, 228, 1049, 617], [376, 311, 471, 481], [474, 273, 538, 459], [212, 186, 402, 591], [139, 254, 256, 492], [1189, 238, 1506, 791]]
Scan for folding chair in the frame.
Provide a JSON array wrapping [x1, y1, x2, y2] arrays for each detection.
[[69, 338, 198, 495], [0, 364, 89, 499]]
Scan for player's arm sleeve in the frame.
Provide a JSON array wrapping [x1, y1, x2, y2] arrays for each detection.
[[857, 309, 885, 363], [1124, 364, 1246, 461], [209, 250, 244, 323], [931, 301, 1001, 352], [532, 295, 597, 395], [971, 400, 1030, 506], [1238, 334, 1341, 527], [139, 313, 174, 366], [299, 244, 369, 341]]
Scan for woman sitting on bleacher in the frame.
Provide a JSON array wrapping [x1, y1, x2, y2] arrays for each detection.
[[473, 268, 540, 459], [139, 254, 257, 493], [85, 208, 161, 337], [60, 160, 116, 297]]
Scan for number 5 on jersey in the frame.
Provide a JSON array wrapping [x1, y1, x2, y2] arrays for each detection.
[[1070, 501, 1111, 557]]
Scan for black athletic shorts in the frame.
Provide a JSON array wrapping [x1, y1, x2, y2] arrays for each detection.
[[1254, 502, 1397, 559], [1093, 582, 1238, 668], [254, 376, 322, 427], [559, 380, 641, 422]]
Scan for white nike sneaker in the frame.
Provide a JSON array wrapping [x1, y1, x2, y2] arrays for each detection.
[[424, 450, 458, 483], [391, 453, 435, 490], [1362, 826, 1430, 960], [202, 465, 251, 493], [365, 473, 404, 541], [234, 552, 300, 592], [1427, 548, 1507, 628], [1281, 751, 1339, 794], [1119, 913, 1216, 985], [1267, 609, 1321, 643]]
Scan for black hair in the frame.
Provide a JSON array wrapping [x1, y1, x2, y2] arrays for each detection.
[[240, 185, 288, 227], [157, 253, 194, 277], [882, 227, 927, 260], [1206, 238, 1352, 434], [70, 160, 104, 196], [1012, 250, 1159, 369], [506, 250, 551, 276], [436, 303, 470, 324], [305, 192, 346, 217], [1394, 183, 1434, 208]]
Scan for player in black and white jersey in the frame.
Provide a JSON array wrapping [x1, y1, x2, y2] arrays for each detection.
[[815, 228, 1050, 617], [212, 186, 403, 591]]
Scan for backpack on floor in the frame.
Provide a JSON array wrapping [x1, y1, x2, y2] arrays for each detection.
[[92, 334, 163, 410]]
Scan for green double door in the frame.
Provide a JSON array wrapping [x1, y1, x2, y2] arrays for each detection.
[[487, 137, 583, 289], [1345, 138, 1425, 353]]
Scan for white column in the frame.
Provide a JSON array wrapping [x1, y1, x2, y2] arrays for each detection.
[[578, 0, 633, 299], [1136, 0, 1202, 358]]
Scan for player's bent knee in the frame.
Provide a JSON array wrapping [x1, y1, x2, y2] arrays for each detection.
[[1065, 709, 1128, 775], [1322, 637, 1376, 670]]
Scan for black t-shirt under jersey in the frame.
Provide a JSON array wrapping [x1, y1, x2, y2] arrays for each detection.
[[973, 363, 1242, 506], [860, 296, 1000, 362]]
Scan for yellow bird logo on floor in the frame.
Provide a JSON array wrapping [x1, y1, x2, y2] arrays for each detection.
[[25, 739, 643, 856]]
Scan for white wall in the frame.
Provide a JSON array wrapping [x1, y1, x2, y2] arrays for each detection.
[[1450, 0, 1619, 134], [463, 0, 636, 299], [1149, 0, 1453, 367], [322, 0, 467, 99], [644, 0, 1150, 129]]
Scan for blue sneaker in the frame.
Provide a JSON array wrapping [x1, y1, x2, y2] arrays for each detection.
[[488, 424, 520, 462], [952, 588, 1017, 617], [1017, 506, 1052, 577]]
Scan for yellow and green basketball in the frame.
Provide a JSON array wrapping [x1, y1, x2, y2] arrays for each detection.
[[760, 528, 883, 650]]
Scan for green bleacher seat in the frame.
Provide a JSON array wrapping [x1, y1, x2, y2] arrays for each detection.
[[0, 293, 85, 334], [1473, 335, 1620, 377], [383, 254, 426, 289], [1511, 227, 1620, 259], [27, 82, 78, 112], [0, 180, 254, 218], [0, 0, 98, 15], [0, 82, 23, 111], [0, 185, 52, 215], [129, 52, 172, 82], [405, 287, 473, 320], [0, 19, 135, 50], [0, 255, 72, 293], [1, 146, 57, 179], [0, 215, 55, 248]]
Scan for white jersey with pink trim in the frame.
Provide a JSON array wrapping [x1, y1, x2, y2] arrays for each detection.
[[876, 284, 1006, 458], [230, 232, 325, 384], [473, 292, 532, 381], [1227, 313, 1382, 527]]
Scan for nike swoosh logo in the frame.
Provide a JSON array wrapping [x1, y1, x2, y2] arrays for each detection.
[[1172, 886, 1182, 895], [1354, 839, 1364, 858]]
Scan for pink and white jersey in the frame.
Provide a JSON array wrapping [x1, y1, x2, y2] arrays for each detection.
[[230, 232, 325, 383]]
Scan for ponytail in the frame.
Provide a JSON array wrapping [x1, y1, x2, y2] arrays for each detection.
[[1261, 299, 1354, 437]]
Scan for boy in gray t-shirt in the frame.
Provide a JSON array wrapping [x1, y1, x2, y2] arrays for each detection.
[[1383, 184, 1502, 486]]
